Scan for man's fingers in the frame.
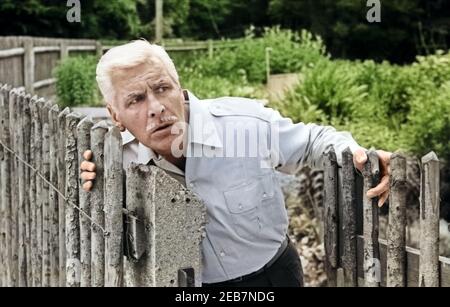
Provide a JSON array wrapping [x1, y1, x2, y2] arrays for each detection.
[[367, 175, 389, 198], [81, 171, 96, 181], [83, 150, 93, 161], [80, 161, 96, 172], [378, 191, 389, 208], [82, 181, 93, 192], [353, 148, 368, 172]]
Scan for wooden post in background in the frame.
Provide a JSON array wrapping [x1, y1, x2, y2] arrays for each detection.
[[60, 41, 68, 62], [419, 152, 440, 287], [324, 147, 338, 287], [104, 127, 124, 287], [155, 0, 164, 43], [208, 40, 214, 59], [23, 38, 35, 94], [90, 121, 109, 287], [95, 41, 103, 58], [77, 117, 94, 287], [387, 153, 407, 287], [65, 113, 83, 287], [362, 150, 381, 287]]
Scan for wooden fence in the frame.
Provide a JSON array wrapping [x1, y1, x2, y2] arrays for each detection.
[[0, 36, 245, 98], [0, 85, 206, 287], [323, 147, 450, 287]]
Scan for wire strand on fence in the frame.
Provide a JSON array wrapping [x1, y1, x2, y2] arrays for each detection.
[[0, 139, 110, 237]]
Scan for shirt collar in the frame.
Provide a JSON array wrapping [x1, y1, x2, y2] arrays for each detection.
[[120, 90, 223, 165]]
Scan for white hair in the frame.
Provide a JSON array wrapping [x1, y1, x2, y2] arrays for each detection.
[[96, 39, 180, 103]]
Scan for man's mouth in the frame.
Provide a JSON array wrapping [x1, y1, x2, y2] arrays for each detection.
[[152, 122, 173, 133], [148, 116, 178, 134]]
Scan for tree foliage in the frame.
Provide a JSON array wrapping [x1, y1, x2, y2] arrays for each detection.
[[1, 0, 448, 62]]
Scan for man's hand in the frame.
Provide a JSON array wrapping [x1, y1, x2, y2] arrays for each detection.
[[80, 150, 96, 192], [353, 148, 392, 207]]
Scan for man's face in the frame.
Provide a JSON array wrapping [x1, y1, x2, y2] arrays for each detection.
[[108, 57, 186, 157]]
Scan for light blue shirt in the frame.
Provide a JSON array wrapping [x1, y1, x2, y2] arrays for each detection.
[[121, 92, 360, 283]]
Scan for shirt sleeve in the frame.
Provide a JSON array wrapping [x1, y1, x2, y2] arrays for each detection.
[[262, 106, 362, 174]]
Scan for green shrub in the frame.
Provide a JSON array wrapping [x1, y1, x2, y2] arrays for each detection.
[[185, 27, 328, 84], [178, 63, 267, 100], [275, 59, 368, 124], [404, 81, 450, 161], [54, 55, 100, 107]]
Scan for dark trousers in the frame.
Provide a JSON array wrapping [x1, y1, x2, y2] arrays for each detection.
[[203, 241, 304, 287]]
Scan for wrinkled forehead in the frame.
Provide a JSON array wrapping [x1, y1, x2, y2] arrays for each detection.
[[111, 57, 175, 99]]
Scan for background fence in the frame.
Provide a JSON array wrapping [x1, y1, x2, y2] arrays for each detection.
[[0, 36, 245, 98], [323, 147, 450, 287], [0, 85, 206, 287]]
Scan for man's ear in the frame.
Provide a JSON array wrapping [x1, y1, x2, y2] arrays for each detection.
[[106, 103, 126, 132]]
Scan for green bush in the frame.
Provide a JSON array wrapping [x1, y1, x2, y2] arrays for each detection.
[[183, 27, 327, 84], [54, 55, 100, 107], [404, 81, 450, 161], [274, 59, 368, 124]]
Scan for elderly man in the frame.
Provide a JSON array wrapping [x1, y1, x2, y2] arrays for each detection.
[[81, 39, 391, 287]]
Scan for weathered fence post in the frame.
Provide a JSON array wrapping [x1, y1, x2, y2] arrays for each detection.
[[31, 97, 44, 287], [21, 94, 32, 286], [16, 92, 28, 287], [341, 147, 358, 287], [387, 153, 407, 287], [28, 96, 37, 286], [41, 101, 52, 287], [58, 107, 70, 286], [0, 86, 2, 287], [0, 86, 4, 286], [362, 150, 381, 287], [419, 152, 440, 287], [1, 86, 12, 286], [104, 127, 124, 287], [65, 112, 83, 287], [77, 117, 94, 287], [9, 89, 20, 287], [0, 85, 12, 286], [90, 121, 109, 287], [124, 164, 206, 287], [124, 164, 151, 287], [49, 104, 60, 286], [323, 147, 338, 287], [149, 166, 206, 287]]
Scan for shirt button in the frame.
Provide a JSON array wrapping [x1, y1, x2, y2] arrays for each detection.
[[238, 203, 243, 210], [262, 193, 267, 198], [189, 182, 195, 188], [220, 251, 225, 257]]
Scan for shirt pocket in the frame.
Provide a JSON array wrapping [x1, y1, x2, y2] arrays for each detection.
[[223, 176, 275, 241]]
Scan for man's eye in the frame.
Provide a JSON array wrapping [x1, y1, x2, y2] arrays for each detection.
[[129, 95, 144, 105], [156, 87, 167, 94]]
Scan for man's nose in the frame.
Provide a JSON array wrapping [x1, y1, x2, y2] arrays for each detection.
[[147, 99, 166, 118]]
